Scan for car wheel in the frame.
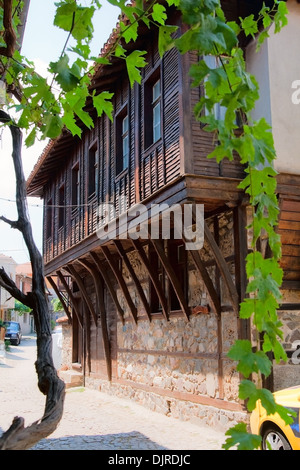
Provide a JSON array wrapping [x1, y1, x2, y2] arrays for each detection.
[[262, 427, 292, 450]]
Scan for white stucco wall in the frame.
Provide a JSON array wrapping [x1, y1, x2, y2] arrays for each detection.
[[0, 254, 16, 310], [246, 0, 300, 175]]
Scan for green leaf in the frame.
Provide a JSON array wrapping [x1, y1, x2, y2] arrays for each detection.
[[223, 422, 261, 450], [49, 55, 80, 92], [43, 114, 63, 139], [158, 25, 178, 57], [240, 14, 258, 38], [93, 91, 114, 121], [54, 2, 95, 41], [152, 4, 167, 25], [228, 340, 272, 378], [25, 128, 37, 147], [125, 50, 147, 87]]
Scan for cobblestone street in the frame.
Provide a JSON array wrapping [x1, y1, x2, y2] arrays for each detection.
[[0, 335, 227, 451]]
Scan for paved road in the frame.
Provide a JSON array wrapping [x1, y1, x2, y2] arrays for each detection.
[[0, 334, 227, 451]]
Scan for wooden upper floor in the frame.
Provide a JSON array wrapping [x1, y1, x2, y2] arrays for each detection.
[[27, 4, 264, 266]]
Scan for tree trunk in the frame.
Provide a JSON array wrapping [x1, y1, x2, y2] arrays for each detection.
[[0, 111, 65, 450]]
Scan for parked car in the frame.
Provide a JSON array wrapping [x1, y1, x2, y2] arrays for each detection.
[[4, 321, 22, 346], [250, 386, 300, 450]]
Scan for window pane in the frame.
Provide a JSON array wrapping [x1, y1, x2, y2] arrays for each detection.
[[122, 115, 128, 134], [123, 134, 129, 169], [153, 79, 161, 102], [153, 102, 161, 142]]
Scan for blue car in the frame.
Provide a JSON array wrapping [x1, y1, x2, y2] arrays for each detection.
[[4, 321, 22, 346]]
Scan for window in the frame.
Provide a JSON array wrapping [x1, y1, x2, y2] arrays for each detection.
[[88, 144, 98, 197], [58, 184, 65, 229], [116, 109, 129, 175], [71, 163, 80, 208], [144, 69, 162, 148], [122, 115, 129, 170]]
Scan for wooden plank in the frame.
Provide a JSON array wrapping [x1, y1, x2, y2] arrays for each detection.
[[89, 251, 125, 323], [280, 199, 300, 212], [113, 240, 151, 322], [281, 245, 300, 257], [100, 245, 138, 324], [278, 220, 300, 231], [150, 238, 190, 321], [131, 238, 169, 321], [280, 211, 300, 222], [278, 229, 300, 245]]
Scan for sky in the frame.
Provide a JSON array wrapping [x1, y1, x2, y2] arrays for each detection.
[[0, 0, 119, 264]]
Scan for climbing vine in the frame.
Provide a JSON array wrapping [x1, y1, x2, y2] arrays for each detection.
[[0, 0, 293, 450]]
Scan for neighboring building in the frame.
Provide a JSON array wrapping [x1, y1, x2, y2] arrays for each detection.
[[26, 1, 300, 431], [15, 262, 33, 334], [0, 254, 17, 322]]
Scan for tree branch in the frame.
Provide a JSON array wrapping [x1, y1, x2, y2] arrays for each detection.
[[0, 266, 33, 307], [0, 0, 17, 58], [0, 215, 21, 230]]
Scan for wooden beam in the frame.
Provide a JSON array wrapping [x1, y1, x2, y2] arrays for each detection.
[[46, 275, 72, 325], [78, 258, 112, 381], [233, 206, 250, 340], [88, 251, 125, 323], [187, 247, 221, 314], [100, 245, 138, 324], [113, 240, 151, 322], [56, 270, 83, 328], [204, 220, 239, 315], [131, 238, 169, 321], [150, 238, 190, 321], [65, 264, 98, 326]]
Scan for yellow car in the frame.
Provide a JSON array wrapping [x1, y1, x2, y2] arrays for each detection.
[[250, 386, 300, 450]]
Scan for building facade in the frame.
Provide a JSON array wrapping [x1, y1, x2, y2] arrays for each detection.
[[26, 1, 300, 431]]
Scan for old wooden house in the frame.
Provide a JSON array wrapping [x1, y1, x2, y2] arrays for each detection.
[[27, 0, 300, 431]]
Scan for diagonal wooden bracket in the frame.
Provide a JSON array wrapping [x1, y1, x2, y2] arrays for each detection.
[[131, 238, 169, 321], [113, 240, 151, 322], [89, 251, 125, 324], [56, 270, 83, 329], [187, 247, 221, 314], [149, 238, 190, 320], [100, 245, 138, 324], [46, 275, 72, 325], [65, 264, 98, 326], [203, 220, 239, 315]]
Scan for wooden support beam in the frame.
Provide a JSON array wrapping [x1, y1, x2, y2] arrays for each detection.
[[150, 239, 190, 321], [89, 251, 125, 323], [46, 275, 72, 325], [187, 247, 221, 314], [100, 245, 138, 324], [131, 238, 169, 321], [113, 240, 151, 322], [78, 258, 112, 381], [204, 220, 239, 315], [56, 270, 83, 328], [65, 264, 98, 326]]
